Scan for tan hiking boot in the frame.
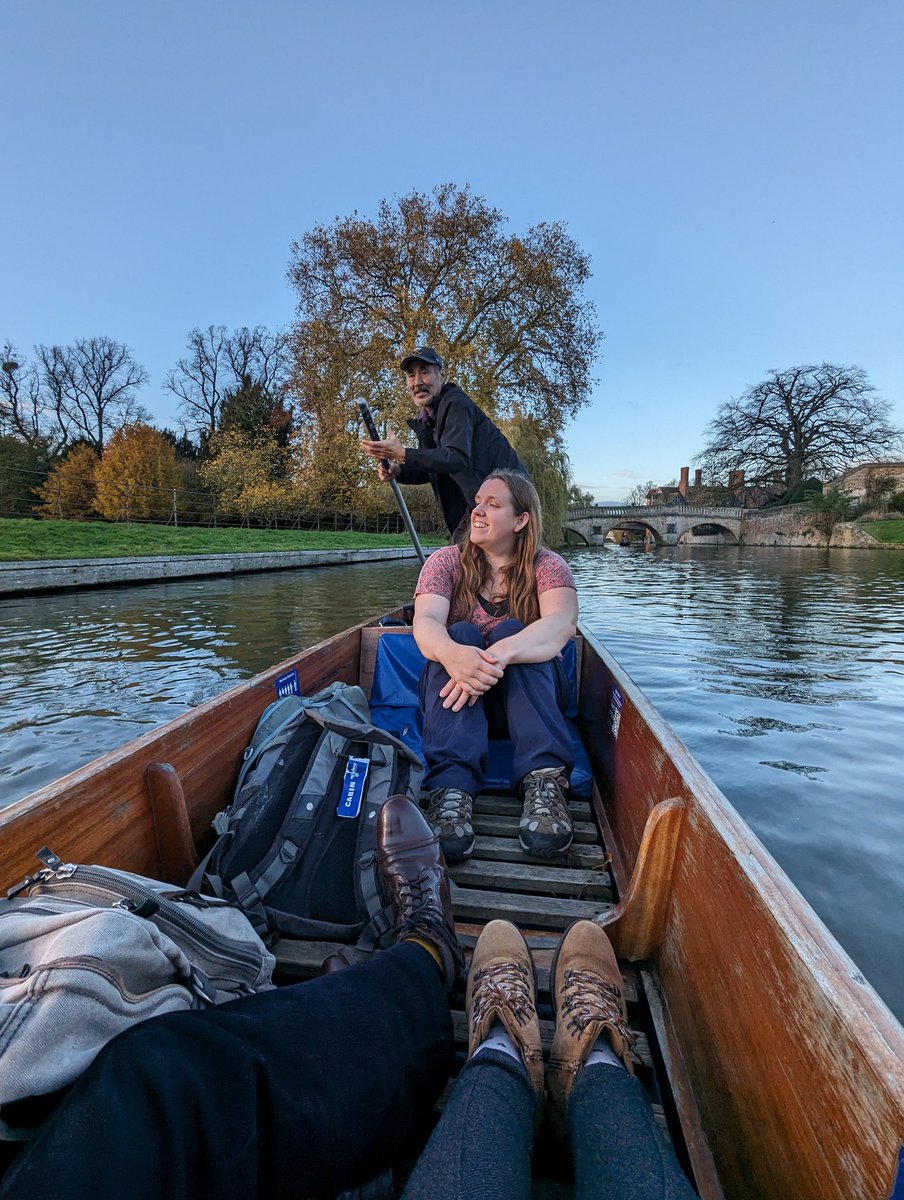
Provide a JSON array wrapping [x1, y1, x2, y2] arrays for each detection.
[[547, 921, 635, 1119], [466, 920, 544, 1097]]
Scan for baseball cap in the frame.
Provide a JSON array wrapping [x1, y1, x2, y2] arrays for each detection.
[[400, 346, 443, 372]]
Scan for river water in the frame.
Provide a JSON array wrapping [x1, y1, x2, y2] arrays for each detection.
[[1, 547, 902, 1022]]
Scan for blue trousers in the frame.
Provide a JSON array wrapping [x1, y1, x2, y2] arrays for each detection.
[[420, 620, 575, 795], [402, 1051, 698, 1200], [0, 942, 454, 1200]]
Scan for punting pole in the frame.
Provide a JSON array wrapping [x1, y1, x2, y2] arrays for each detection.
[[357, 399, 427, 565]]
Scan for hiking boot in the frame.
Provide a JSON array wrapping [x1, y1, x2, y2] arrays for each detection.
[[547, 921, 635, 1121], [466, 920, 544, 1097], [423, 786, 475, 864], [518, 767, 573, 858], [377, 794, 464, 992]]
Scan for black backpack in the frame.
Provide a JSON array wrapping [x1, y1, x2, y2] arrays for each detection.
[[189, 683, 424, 946]]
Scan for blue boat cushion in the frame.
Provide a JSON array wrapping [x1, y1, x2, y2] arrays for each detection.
[[368, 632, 592, 798]]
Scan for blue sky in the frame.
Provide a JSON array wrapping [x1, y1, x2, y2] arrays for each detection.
[[2, 0, 901, 501]]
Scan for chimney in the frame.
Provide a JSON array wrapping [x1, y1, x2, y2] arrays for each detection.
[[728, 469, 745, 491], [694, 469, 702, 488], [679, 466, 689, 497]]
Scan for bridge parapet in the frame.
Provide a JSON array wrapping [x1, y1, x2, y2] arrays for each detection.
[[567, 504, 746, 520]]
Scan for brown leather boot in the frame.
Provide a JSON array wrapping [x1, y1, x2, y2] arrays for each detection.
[[547, 921, 635, 1121], [320, 946, 360, 975], [466, 920, 544, 1097], [377, 794, 464, 992]]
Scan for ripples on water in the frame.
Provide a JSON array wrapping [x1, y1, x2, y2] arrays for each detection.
[[1, 546, 902, 1023], [570, 544, 904, 1019], [0, 560, 422, 800]]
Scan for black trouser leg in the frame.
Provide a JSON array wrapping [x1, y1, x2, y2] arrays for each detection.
[[0, 942, 454, 1200]]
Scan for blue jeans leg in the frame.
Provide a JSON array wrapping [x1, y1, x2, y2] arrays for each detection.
[[485, 620, 575, 788], [569, 1065, 698, 1200], [0, 942, 454, 1200], [420, 621, 490, 794], [402, 1050, 535, 1200]]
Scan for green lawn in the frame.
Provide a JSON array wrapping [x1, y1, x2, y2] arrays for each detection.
[[0, 519, 442, 562], [859, 519, 904, 544]]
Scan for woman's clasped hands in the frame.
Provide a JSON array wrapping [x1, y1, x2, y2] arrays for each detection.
[[439, 643, 505, 711]]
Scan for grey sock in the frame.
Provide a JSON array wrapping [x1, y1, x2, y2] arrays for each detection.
[[472, 1020, 527, 1073]]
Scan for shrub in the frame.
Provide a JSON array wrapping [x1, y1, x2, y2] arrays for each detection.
[[35, 445, 99, 519]]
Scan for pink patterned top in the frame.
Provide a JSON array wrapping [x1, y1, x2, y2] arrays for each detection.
[[414, 545, 577, 638]]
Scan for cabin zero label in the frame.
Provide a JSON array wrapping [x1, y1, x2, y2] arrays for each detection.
[[337, 756, 370, 819], [609, 687, 624, 739]]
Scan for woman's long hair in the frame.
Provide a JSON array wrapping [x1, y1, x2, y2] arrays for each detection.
[[451, 470, 544, 625]]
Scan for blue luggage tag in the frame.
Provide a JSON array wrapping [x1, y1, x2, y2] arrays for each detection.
[[337, 756, 370, 819]]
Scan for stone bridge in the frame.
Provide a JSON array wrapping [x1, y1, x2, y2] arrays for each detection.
[[564, 504, 746, 547]]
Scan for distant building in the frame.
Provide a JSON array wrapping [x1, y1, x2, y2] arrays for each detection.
[[832, 462, 904, 501], [644, 466, 776, 509]]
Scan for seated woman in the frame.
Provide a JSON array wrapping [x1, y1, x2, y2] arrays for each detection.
[[413, 469, 578, 862]]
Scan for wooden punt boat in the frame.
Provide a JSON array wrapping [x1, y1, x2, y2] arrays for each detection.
[[2, 613, 903, 1200]]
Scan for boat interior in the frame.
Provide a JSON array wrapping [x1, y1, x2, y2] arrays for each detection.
[[3, 615, 903, 1199]]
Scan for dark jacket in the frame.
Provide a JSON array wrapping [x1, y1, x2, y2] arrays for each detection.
[[399, 383, 528, 534]]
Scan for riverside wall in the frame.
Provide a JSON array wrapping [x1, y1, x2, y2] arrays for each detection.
[[740, 508, 880, 549], [0, 547, 423, 597]]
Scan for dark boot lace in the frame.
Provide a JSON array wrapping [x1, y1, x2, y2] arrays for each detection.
[[471, 961, 536, 1031], [560, 967, 636, 1052], [425, 788, 473, 827], [393, 868, 464, 985], [521, 769, 570, 826]]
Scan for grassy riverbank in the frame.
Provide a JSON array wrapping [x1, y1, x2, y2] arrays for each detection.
[[0, 519, 442, 562], [859, 519, 904, 544]]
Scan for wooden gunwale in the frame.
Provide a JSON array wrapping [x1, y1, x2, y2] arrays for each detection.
[[577, 623, 904, 1200]]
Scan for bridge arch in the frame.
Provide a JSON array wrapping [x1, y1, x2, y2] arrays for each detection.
[[563, 504, 745, 548], [677, 522, 740, 546]]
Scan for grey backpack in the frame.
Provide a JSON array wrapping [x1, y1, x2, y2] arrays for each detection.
[[0, 848, 275, 1106], [189, 682, 425, 946]]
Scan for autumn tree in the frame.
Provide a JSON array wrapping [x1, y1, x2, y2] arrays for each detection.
[[696, 364, 902, 490], [287, 184, 602, 504], [93, 423, 180, 521], [165, 326, 291, 442], [199, 427, 292, 522], [33, 337, 149, 454], [35, 444, 99, 519]]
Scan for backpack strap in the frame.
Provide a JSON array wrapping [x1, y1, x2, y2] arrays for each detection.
[[352, 739, 418, 951], [356, 849, 394, 950]]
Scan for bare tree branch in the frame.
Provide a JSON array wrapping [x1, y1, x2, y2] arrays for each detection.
[[695, 364, 903, 489], [34, 337, 148, 453]]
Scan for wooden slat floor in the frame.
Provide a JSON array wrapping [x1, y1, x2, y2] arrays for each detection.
[[275, 789, 686, 1198]]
